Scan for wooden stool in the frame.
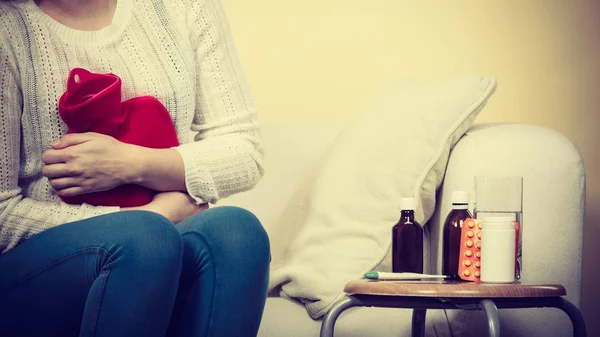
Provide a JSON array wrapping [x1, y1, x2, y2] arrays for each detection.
[[319, 280, 586, 337]]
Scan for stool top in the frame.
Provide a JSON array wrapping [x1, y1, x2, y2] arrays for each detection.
[[344, 280, 566, 298]]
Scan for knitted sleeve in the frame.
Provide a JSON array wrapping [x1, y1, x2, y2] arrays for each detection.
[[0, 39, 119, 253], [173, 0, 265, 204]]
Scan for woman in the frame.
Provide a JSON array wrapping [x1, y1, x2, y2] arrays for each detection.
[[0, 0, 270, 336]]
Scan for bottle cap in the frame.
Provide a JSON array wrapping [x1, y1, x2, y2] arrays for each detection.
[[477, 212, 517, 222], [479, 214, 516, 230], [399, 197, 416, 211], [481, 215, 515, 223], [451, 191, 470, 205]]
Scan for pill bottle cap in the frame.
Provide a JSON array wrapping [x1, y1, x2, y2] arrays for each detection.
[[482, 215, 515, 223], [477, 212, 516, 222], [399, 197, 416, 211], [481, 215, 515, 230], [451, 191, 470, 205]]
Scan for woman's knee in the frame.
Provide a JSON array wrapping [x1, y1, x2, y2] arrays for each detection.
[[179, 206, 270, 260], [107, 211, 183, 263]]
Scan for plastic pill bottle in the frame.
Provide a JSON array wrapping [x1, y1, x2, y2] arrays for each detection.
[[474, 176, 523, 280], [480, 216, 516, 283]]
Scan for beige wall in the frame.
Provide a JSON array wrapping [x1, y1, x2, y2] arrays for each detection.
[[223, 0, 600, 334]]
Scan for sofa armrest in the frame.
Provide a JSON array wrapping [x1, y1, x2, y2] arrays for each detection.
[[429, 123, 585, 305]]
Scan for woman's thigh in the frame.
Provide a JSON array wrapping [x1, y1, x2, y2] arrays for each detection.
[[0, 210, 183, 337]]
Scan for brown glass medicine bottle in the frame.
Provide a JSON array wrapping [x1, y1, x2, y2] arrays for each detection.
[[442, 191, 472, 279], [392, 197, 423, 273]]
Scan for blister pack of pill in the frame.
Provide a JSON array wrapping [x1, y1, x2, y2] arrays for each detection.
[[458, 218, 482, 282]]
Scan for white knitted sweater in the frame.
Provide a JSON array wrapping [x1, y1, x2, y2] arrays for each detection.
[[0, 0, 264, 254]]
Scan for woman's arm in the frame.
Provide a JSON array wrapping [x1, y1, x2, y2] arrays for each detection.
[[138, 0, 265, 205], [125, 147, 187, 192], [43, 134, 187, 195], [43, 0, 264, 205]]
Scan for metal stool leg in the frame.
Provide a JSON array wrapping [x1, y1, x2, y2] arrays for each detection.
[[411, 309, 427, 337], [320, 296, 363, 337], [480, 299, 500, 337], [551, 297, 587, 337]]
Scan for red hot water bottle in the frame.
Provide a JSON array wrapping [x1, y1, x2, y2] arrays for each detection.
[[57, 68, 179, 207]]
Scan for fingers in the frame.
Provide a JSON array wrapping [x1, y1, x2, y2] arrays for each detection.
[[42, 163, 86, 195], [44, 132, 101, 163], [47, 176, 87, 196], [41, 163, 79, 178], [41, 149, 71, 165], [48, 177, 100, 197], [50, 132, 98, 150], [48, 177, 81, 191], [55, 186, 86, 197]]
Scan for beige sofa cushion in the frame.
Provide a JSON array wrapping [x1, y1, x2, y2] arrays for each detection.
[[269, 75, 497, 318]]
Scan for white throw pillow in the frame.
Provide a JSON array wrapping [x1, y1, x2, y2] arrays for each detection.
[[269, 75, 497, 318]]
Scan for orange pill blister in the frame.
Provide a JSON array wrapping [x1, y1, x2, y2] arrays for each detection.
[[458, 218, 482, 282]]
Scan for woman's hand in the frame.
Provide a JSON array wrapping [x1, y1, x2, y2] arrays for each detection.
[[41, 133, 137, 196], [127, 191, 208, 224]]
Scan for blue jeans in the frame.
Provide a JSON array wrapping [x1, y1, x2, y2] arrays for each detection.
[[0, 206, 270, 337]]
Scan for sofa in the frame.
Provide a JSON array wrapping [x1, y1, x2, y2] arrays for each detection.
[[218, 115, 585, 337]]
